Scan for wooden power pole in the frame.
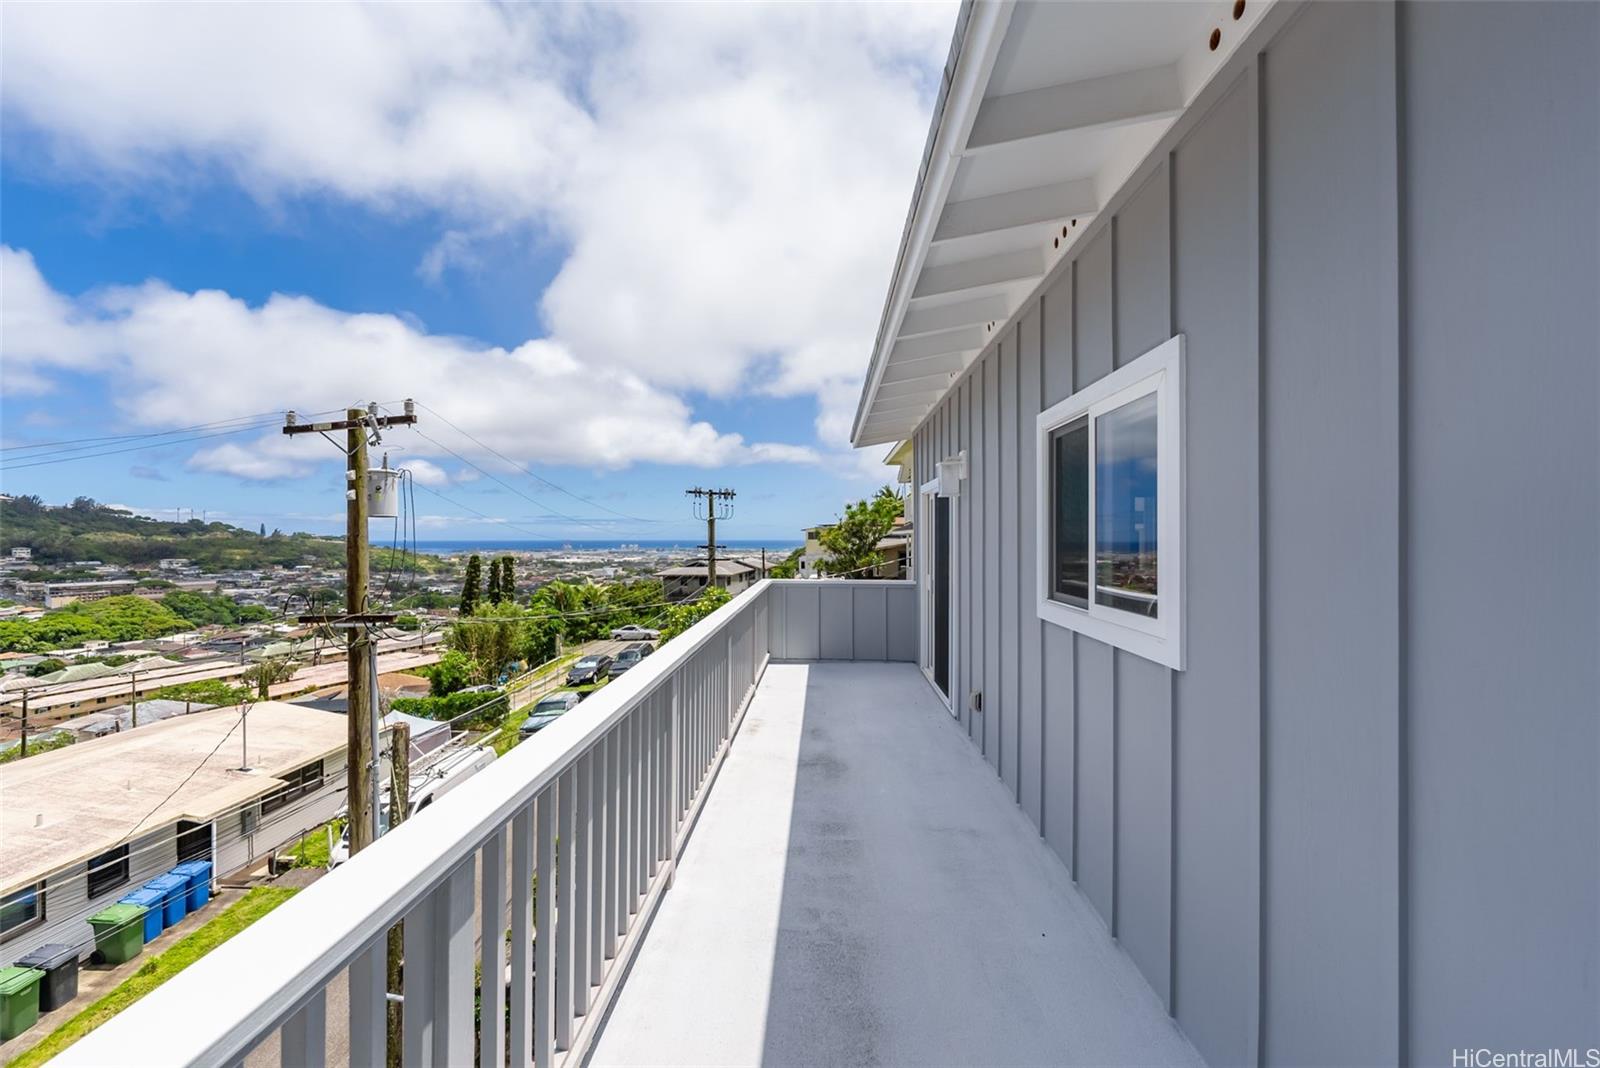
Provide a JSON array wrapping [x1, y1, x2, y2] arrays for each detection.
[[686, 487, 735, 592], [284, 401, 416, 857]]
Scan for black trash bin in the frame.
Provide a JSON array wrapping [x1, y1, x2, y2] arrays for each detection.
[[13, 944, 79, 1012]]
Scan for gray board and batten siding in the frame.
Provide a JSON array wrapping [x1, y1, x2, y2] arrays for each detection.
[[910, 3, 1598, 1065]]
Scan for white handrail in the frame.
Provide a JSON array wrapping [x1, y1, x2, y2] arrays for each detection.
[[54, 580, 777, 1068]]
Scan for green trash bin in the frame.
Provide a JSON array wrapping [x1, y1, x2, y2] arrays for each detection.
[[87, 902, 148, 965], [0, 966, 44, 1041]]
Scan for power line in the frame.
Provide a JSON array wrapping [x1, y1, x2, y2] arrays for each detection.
[[411, 402, 663, 524], [1, 421, 282, 471], [0, 411, 287, 453], [403, 426, 621, 535]]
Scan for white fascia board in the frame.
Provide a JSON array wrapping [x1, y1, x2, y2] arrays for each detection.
[[850, 0, 1016, 448]]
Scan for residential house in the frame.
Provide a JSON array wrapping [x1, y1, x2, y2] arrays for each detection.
[[655, 559, 760, 602], [0, 702, 357, 966]]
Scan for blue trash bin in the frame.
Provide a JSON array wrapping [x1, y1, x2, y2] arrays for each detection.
[[145, 874, 189, 927], [171, 860, 212, 912], [118, 887, 165, 942]]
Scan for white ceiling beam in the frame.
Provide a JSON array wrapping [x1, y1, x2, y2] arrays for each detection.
[[897, 294, 1010, 338], [933, 178, 1098, 243], [911, 248, 1043, 301], [883, 351, 969, 384], [965, 62, 1184, 152], [889, 325, 989, 363], [877, 372, 957, 400]]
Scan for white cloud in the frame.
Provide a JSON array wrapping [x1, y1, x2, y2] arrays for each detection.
[[0, 2, 955, 458], [1, 245, 821, 481]]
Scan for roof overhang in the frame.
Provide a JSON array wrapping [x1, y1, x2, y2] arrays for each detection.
[[853, 0, 1277, 447]]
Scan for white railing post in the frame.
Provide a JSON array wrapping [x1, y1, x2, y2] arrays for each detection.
[[555, 767, 575, 1050], [510, 805, 534, 1068], [589, 742, 605, 986], [606, 726, 621, 956], [348, 937, 385, 1067], [573, 750, 592, 1017], [535, 786, 556, 1067], [280, 989, 325, 1068], [435, 859, 476, 1066], [480, 827, 507, 1068], [402, 889, 436, 1064]]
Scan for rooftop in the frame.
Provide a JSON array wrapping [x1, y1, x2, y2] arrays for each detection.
[[0, 701, 347, 889]]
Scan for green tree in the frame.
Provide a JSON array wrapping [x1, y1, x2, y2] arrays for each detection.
[[242, 657, 298, 699], [460, 555, 483, 616], [768, 547, 804, 579], [485, 557, 502, 605], [658, 588, 731, 642], [424, 649, 477, 696], [152, 679, 253, 707], [393, 614, 421, 631], [448, 604, 521, 684], [498, 557, 516, 602], [259, 523, 266, 537], [818, 487, 903, 579], [27, 658, 67, 677]]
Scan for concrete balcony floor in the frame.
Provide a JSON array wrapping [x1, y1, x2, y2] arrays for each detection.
[[591, 661, 1201, 1067]]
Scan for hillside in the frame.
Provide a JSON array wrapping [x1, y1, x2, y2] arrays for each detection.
[[0, 496, 343, 571]]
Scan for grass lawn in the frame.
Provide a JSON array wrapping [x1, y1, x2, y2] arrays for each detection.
[[11, 887, 299, 1067], [289, 818, 343, 869]]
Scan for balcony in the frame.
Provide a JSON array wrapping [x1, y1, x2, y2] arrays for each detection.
[[55, 580, 1196, 1068]]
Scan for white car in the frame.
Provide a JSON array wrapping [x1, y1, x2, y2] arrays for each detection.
[[330, 744, 495, 867], [609, 624, 660, 641]]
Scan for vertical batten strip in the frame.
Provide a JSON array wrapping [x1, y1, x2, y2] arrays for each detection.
[[574, 751, 592, 1016]]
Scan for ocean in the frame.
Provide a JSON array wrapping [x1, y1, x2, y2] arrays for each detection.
[[413, 539, 799, 555]]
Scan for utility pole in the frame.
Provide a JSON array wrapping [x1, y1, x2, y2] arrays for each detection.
[[19, 690, 28, 759], [284, 400, 417, 857], [686, 487, 735, 593], [129, 670, 139, 729]]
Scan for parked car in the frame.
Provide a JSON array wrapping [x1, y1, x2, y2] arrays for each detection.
[[609, 624, 661, 641], [609, 642, 654, 677], [566, 654, 613, 686], [518, 692, 582, 739], [330, 744, 496, 866]]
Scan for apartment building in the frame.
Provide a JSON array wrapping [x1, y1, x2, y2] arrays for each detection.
[[852, 1, 1599, 1061]]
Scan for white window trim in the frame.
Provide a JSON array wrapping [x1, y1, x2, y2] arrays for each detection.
[[1035, 334, 1184, 670]]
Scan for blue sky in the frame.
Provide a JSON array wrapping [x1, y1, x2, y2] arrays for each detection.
[[0, 3, 955, 543]]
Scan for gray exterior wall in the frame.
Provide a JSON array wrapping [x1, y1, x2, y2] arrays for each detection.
[[766, 580, 916, 664], [909, 4, 1599, 1064]]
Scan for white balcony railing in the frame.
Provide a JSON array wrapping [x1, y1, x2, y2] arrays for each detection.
[[56, 578, 915, 1068]]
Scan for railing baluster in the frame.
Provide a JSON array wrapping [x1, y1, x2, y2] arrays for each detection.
[[348, 937, 385, 1067], [606, 727, 621, 954], [402, 888, 437, 1064], [623, 714, 636, 920], [480, 828, 507, 1068], [436, 860, 476, 1066], [535, 786, 555, 1067], [574, 750, 591, 1018], [510, 805, 534, 1068], [555, 767, 575, 1050], [632, 707, 644, 901], [281, 988, 325, 1068], [589, 741, 605, 986]]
